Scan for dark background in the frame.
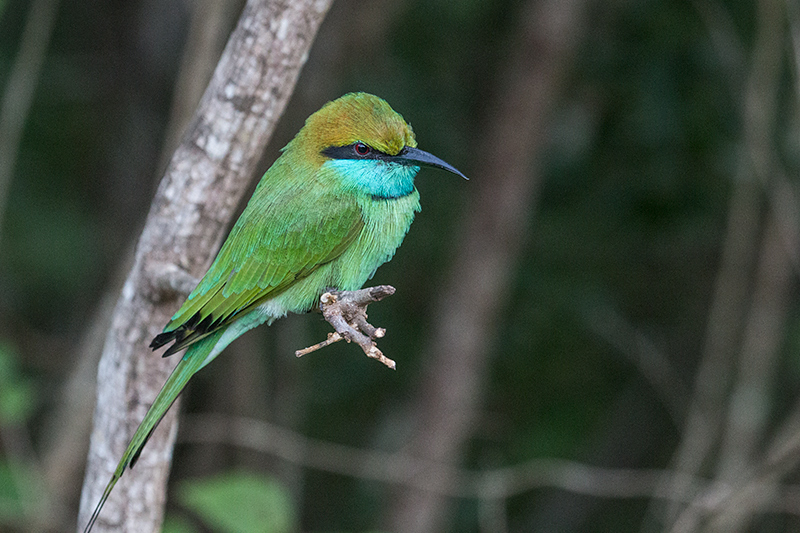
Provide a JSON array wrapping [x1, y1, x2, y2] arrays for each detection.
[[1, 0, 798, 531]]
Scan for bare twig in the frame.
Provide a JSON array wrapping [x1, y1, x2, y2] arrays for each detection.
[[296, 285, 396, 369], [294, 331, 344, 356]]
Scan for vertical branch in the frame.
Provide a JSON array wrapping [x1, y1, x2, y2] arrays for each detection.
[[656, 0, 787, 529], [714, 0, 786, 486], [41, 2, 244, 527], [762, 0, 800, 469], [657, 169, 762, 525], [385, 0, 589, 531], [77, 1, 333, 531], [707, 207, 796, 532]]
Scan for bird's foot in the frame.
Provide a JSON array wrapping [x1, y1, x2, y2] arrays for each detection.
[[295, 285, 397, 369]]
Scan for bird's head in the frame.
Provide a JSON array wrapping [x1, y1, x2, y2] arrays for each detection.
[[287, 93, 466, 199]]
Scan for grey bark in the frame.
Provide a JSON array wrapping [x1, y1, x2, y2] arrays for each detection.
[[386, 0, 589, 531], [77, 1, 333, 531]]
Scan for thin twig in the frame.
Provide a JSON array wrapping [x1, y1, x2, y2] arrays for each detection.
[[294, 332, 343, 357]]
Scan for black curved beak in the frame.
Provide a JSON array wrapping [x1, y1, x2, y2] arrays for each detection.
[[393, 147, 468, 180]]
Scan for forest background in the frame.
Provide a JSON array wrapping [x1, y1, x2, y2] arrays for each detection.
[[0, 0, 799, 532]]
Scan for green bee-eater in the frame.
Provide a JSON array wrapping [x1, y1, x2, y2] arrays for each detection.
[[83, 92, 466, 531]]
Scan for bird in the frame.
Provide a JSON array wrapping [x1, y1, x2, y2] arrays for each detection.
[[83, 92, 467, 532]]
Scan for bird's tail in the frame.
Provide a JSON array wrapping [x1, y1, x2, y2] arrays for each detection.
[[83, 330, 223, 533]]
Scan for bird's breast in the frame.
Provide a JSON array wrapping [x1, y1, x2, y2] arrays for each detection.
[[332, 190, 421, 290]]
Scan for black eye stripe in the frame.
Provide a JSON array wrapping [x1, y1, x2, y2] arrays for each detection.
[[322, 143, 396, 161]]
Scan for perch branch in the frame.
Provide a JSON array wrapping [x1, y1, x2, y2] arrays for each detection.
[[295, 285, 396, 369]]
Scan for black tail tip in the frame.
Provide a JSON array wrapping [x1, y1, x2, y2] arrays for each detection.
[[149, 331, 176, 350]]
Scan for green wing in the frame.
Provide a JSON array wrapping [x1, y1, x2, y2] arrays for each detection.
[[152, 177, 364, 355]]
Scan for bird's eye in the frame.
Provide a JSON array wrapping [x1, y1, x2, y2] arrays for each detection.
[[354, 142, 371, 156]]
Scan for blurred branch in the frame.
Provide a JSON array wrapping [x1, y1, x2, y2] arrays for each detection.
[[694, 0, 800, 279], [670, 402, 800, 533], [654, 0, 792, 530], [708, 0, 790, 528], [78, 1, 333, 531], [386, 0, 590, 531], [710, 199, 796, 532], [584, 304, 688, 426], [181, 413, 800, 518], [0, 0, 60, 248], [692, 0, 800, 282]]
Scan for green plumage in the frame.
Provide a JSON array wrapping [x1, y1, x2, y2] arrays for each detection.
[[83, 93, 466, 532]]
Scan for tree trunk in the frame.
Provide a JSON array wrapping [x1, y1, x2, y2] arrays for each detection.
[[77, 1, 332, 531]]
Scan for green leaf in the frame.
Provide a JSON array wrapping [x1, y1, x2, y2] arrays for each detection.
[[178, 471, 296, 533], [0, 342, 35, 424], [161, 514, 198, 533], [0, 382, 35, 425], [0, 460, 35, 521]]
